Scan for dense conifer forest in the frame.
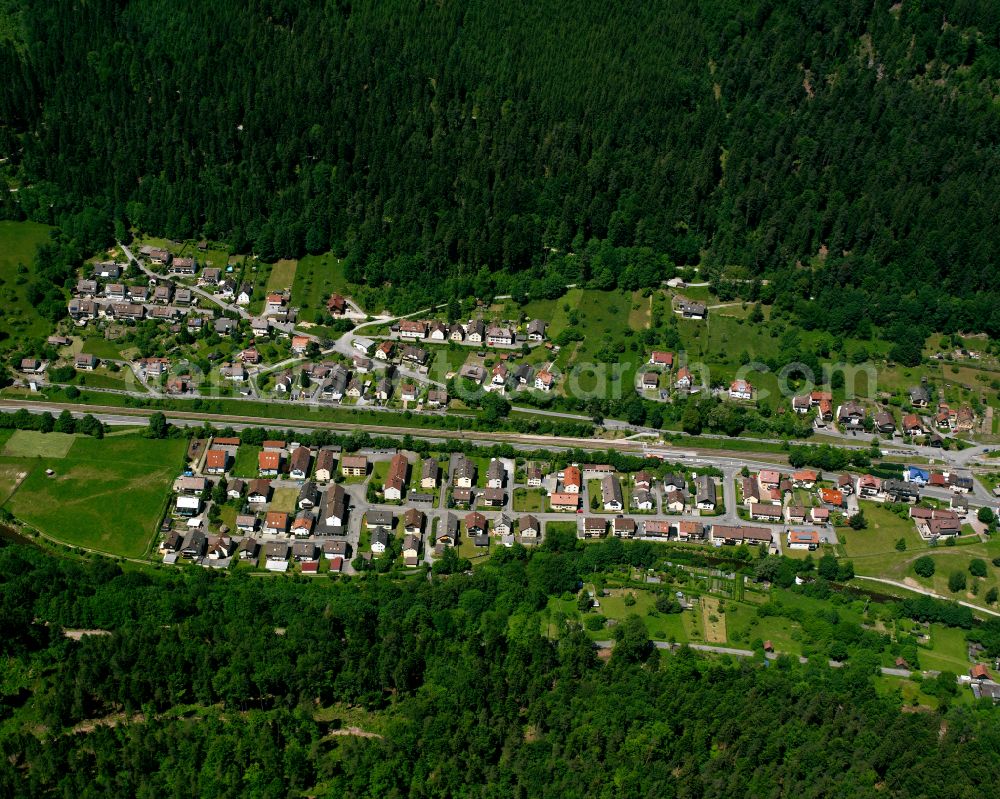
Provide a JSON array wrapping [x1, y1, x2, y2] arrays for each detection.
[[2, 0, 1000, 340], [3, 539, 1000, 798]]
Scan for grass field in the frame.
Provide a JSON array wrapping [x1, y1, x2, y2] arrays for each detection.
[[0, 220, 55, 347], [919, 624, 970, 674], [513, 488, 546, 513], [0, 460, 30, 504], [292, 253, 350, 315], [4, 433, 186, 557], [2, 430, 76, 458], [265, 259, 298, 292], [269, 487, 299, 514], [80, 336, 131, 360], [231, 446, 261, 477]]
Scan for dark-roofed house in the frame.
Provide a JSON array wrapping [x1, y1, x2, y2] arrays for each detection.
[[481, 487, 505, 507], [909, 385, 930, 408], [322, 483, 348, 527], [383, 453, 409, 500], [367, 509, 393, 530], [453, 457, 476, 488], [288, 446, 312, 480], [437, 514, 459, 547], [601, 475, 623, 511], [297, 481, 320, 510], [421, 458, 440, 489], [237, 537, 260, 560], [583, 517, 606, 538], [487, 459, 505, 488], [315, 448, 337, 482], [247, 479, 272, 505], [465, 512, 487, 536], [403, 508, 424, 535], [613, 517, 637, 538], [519, 515, 540, 540], [402, 535, 420, 566], [341, 454, 368, 476], [695, 475, 716, 510]]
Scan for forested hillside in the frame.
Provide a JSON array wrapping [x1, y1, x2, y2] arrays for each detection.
[[2, 0, 1000, 339], [3, 540, 1000, 797]]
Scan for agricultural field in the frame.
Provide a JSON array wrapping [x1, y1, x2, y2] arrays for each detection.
[[3, 433, 186, 557], [0, 220, 55, 346]]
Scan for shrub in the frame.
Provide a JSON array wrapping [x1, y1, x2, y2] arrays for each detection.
[[969, 559, 987, 578], [913, 556, 935, 578], [948, 571, 967, 593]]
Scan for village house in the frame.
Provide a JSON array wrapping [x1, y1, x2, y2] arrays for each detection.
[[401, 535, 420, 566], [326, 293, 347, 315], [641, 372, 659, 390], [314, 448, 337, 482], [341, 454, 368, 477], [711, 525, 772, 547], [676, 520, 705, 542], [247, 479, 272, 505], [750, 503, 783, 522], [534, 370, 554, 392], [235, 514, 258, 535], [519, 515, 540, 540], [526, 465, 543, 487], [398, 319, 427, 339], [875, 410, 896, 435], [263, 541, 290, 571], [884, 479, 920, 503], [601, 475, 624, 511], [73, 353, 97, 371], [426, 389, 448, 408], [465, 319, 485, 343], [258, 450, 281, 477], [263, 511, 289, 536], [168, 256, 196, 275], [549, 492, 579, 512], [486, 324, 514, 346], [322, 483, 348, 527], [68, 298, 97, 319], [729, 379, 753, 401], [562, 465, 582, 493], [265, 293, 285, 312], [676, 299, 707, 320], [237, 283, 253, 305], [902, 413, 924, 436], [403, 508, 425, 536], [383, 453, 409, 500], [819, 488, 843, 507], [481, 487, 505, 507], [375, 378, 392, 402], [787, 530, 820, 550], [663, 489, 685, 513], [643, 519, 671, 538], [613, 517, 637, 539], [583, 517, 606, 538], [695, 475, 716, 510], [649, 351, 674, 368], [908, 385, 930, 408], [526, 319, 547, 341], [792, 470, 818, 488], [784, 505, 807, 524], [811, 507, 830, 525], [291, 513, 315, 537], [288, 446, 312, 480], [204, 449, 228, 475], [487, 459, 506, 489], [402, 345, 428, 365], [675, 366, 693, 392], [452, 457, 476, 489], [838, 400, 866, 427]]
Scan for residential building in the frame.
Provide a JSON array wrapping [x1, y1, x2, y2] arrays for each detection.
[[383, 453, 409, 500], [341, 455, 368, 477], [601, 475, 623, 511]]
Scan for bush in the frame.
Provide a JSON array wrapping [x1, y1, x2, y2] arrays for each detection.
[[948, 571, 967, 593], [969, 559, 987, 578], [978, 506, 995, 525], [913, 556, 935, 578], [584, 614, 606, 631], [986, 587, 998, 605]]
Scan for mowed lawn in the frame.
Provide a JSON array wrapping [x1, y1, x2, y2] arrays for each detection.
[[2, 430, 77, 458], [265, 259, 298, 292], [5, 434, 187, 557], [0, 220, 55, 344]]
